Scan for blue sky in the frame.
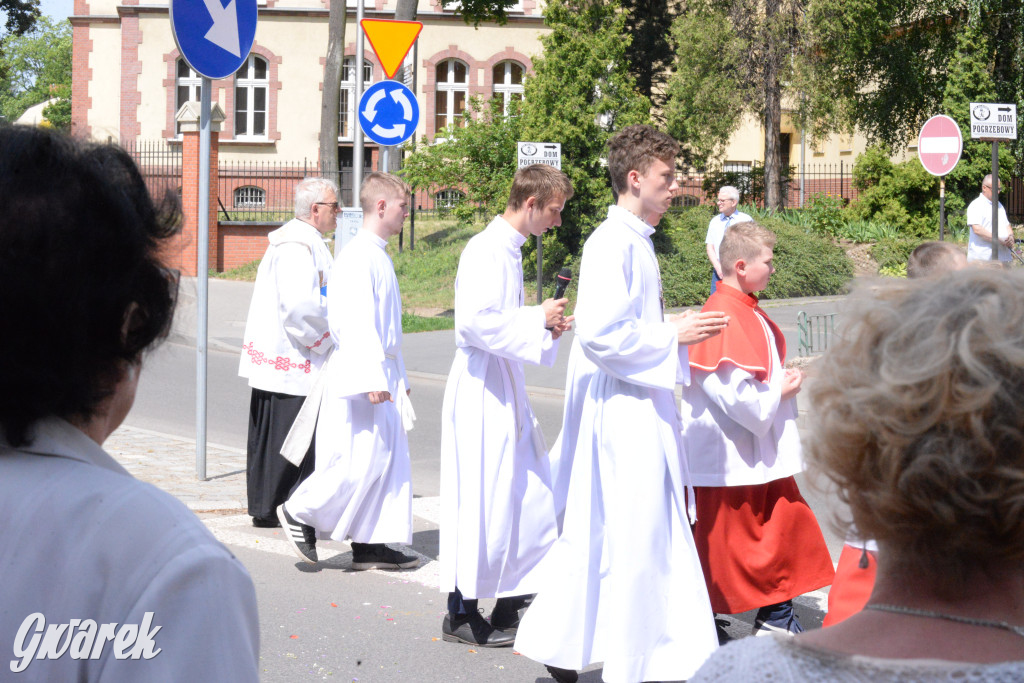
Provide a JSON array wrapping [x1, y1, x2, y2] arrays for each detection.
[[39, 0, 74, 20]]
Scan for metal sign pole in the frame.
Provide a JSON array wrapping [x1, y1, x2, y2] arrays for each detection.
[[991, 141, 1000, 261], [536, 236, 543, 304], [939, 177, 945, 241], [354, 0, 366, 205], [196, 78, 211, 480]]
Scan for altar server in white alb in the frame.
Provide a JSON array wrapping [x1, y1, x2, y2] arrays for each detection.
[[278, 172, 419, 571], [515, 125, 729, 683], [439, 164, 574, 648], [239, 177, 337, 529]]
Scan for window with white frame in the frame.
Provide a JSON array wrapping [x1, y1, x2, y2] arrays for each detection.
[[234, 186, 266, 208], [234, 55, 268, 139], [339, 57, 374, 141], [435, 59, 468, 132], [175, 59, 202, 136], [492, 60, 524, 115], [435, 188, 465, 209]]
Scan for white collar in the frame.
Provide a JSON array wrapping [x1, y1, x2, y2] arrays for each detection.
[[1, 417, 130, 476]]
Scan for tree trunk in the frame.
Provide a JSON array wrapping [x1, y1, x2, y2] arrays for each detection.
[[319, 0, 346, 184], [762, 0, 783, 209]]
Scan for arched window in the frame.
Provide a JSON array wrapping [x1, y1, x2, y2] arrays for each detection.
[[339, 57, 374, 141], [234, 186, 266, 208], [492, 61, 524, 115], [234, 54, 268, 138], [435, 59, 468, 132], [434, 188, 465, 210], [175, 59, 202, 137]]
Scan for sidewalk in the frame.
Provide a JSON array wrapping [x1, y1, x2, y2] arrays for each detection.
[[119, 276, 849, 511]]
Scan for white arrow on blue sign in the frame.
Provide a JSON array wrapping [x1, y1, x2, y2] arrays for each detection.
[[170, 0, 258, 80], [358, 81, 420, 147]]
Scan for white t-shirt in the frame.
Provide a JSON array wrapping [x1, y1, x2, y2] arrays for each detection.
[[705, 210, 754, 260], [966, 193, 1011, 262]]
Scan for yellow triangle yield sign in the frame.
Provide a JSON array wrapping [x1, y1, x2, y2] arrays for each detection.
[[361, 19, 423, 80]]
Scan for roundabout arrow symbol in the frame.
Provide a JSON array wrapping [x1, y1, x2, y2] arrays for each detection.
[[362, 88, 387, 120], [391, 88, 414, 120], [372, 123, 406, 139]]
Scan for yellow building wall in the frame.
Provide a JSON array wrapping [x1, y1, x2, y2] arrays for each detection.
[[86, 23, 122, 142]]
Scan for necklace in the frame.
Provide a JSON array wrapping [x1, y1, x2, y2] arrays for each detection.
[[865, 603, 1024, 639]]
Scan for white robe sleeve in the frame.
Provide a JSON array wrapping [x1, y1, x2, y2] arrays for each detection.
[[694, 364, 782, 438], [574, 240, 679, 391], [454, 246, 557, 367], [274, 242, 331, 355], [326, 249, 389, 399]]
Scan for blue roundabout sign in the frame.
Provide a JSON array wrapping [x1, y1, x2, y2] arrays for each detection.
[[358, 81, 420, 146]]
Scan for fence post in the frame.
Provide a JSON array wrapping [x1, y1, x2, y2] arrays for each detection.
[[176, 102, 224, 275]]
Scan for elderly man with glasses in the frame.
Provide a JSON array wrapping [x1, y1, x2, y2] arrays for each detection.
[[966, 174, 1015, 262], [238, 177, 339, 529], [706, 185, 752, 293]]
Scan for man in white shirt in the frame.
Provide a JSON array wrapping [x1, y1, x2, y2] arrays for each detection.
[[966, 174, 1015, 262], [440, 163, 574, 647], [238, 178, 338, 528], [706, 185, 752, 293]]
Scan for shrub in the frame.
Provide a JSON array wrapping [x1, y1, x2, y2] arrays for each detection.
[[871, 237, 917, 271], [656, 207, 853, 306], [805, 193, 847, 237]]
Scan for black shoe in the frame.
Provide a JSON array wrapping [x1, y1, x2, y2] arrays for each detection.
[[441, 612, 515, 647], [251, 516, 280, 528], [489, 595, 531, 631], [276, 504, 317, 564], [545, 665, 578, 683], [350, 542, 420, 570]]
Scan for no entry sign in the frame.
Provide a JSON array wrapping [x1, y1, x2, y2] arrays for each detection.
[[917, 115, 963, 176]]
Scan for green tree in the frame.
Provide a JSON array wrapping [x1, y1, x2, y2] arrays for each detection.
[[401, 95, 522, 221], [0, 0, 38, 39], [664, 0, 805, 208], [402, 0, 650, 277], [803, 0, 1023, 174], [0, 16, 70, 126], [619, 0, 676, 113], [519, 0, 650, 265]]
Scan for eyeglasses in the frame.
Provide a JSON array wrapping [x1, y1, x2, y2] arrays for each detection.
[[315, 201, 340, 211]]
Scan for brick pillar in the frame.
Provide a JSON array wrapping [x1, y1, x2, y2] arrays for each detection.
[[175, 101, 226, 276]]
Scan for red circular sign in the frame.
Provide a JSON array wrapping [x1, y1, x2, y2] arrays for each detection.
[[918, 115, 963, 176]]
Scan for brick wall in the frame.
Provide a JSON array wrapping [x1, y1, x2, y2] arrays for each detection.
[[218, 223, 277, 270]]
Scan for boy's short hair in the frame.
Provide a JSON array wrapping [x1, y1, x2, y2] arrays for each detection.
[[359, 172, 410, 213], [507, 164, 574, 212], [719, 221, 776, 276], [607, 125, 679, 196], [907, 241, 966, 279]]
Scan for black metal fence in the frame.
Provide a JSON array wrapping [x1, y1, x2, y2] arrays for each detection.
[[121, 141, 1024, 224]]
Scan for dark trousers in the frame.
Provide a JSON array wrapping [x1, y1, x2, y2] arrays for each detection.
[[246, 388, 316, 521], [711, 268, 721, 295]]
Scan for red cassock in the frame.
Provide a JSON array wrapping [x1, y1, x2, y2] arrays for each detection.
[[823, 544, 878, 627], [688, 285, 835, 614]]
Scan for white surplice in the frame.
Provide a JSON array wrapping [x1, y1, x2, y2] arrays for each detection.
[[439, 216, 559, 599], [515, 206, 718, 683], [287, 229, 413, 544]]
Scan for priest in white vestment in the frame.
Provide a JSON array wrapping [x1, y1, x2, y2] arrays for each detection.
[[440, 164, 574, 648], [278, 173, 420, 571], [515, 126, 729, 683]]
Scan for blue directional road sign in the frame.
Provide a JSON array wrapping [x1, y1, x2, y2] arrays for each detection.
[[170, 0, 258, 80], [358, 81, 420, 146]]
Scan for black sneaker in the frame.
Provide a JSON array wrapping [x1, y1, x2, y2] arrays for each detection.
[[350, 542, 420, 570], [276, 504, 317, 564], [441, 612, 515, 647]]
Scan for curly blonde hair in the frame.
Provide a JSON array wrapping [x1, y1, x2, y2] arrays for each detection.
[[807, 269, 1024, 594]]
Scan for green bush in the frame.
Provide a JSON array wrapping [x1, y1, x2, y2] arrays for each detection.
[[655, 207, 853, 307], [871, 237, 917, 271], [805, 193, 847, 237]]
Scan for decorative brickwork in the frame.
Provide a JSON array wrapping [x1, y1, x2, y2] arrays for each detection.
[[421, 46, 485, 139], [170, 127, 220, 276], [119, 15, 142, 139], [70, 15, 93, 138]]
